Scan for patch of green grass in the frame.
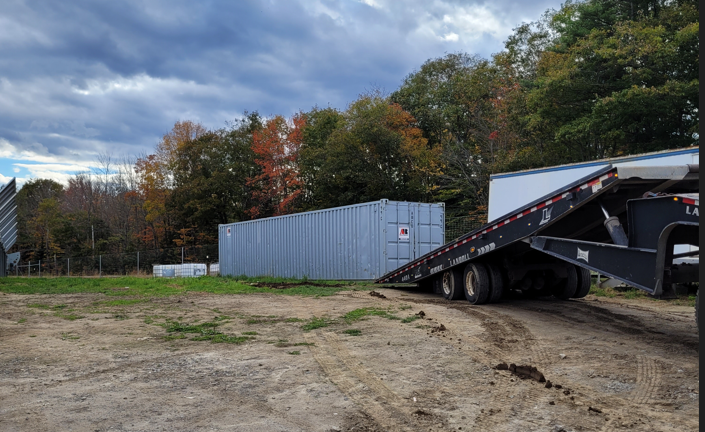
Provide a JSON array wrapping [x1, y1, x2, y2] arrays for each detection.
[[285, 317, 305, 323], [0, 276, 374, 298], [245, 318, 275, 325], [302, 316, 331, 331], [622, 289, 647, 300], [671, 294, 697, 307], [29, 334, 36, 337], [242, 331, 258, 335], [342, 307, 400, 323], [144, 317, 154, 324], [164, 321, 219, 334], [17, 318, 26, 324], [287, 351, 301, 355], [162, 320, 252, 345], [53, 304, 68, 310], [193, 334, 251, 344], [54, 312, 84, 321], [398, 305, 412, 311], [343, 329, 362, 336], [401, 315, 420, 324], [589, 286, 617, 298], [98, 299, 147, 307], [60, 332, 80, 341], [293, 342, 315, 346]]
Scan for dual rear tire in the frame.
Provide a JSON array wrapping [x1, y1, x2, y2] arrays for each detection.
[[552, 265, 592, 300], [440, 262, 504, 305]]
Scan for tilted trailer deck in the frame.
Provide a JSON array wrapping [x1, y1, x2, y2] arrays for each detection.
[[375, 164, 699, 318]]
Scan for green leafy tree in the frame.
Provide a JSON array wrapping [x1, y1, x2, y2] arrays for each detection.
[[168, 113, 262, 241], [15, 179, 65, 259], [525, 0, 699, 162], [304, 93, 437, 208]]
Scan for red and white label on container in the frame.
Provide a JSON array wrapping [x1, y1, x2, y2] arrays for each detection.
[[399, 226, 409, 241], [226, 227, 232, 237]]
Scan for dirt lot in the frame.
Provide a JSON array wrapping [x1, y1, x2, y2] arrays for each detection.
[[0, 286, 699, 431]]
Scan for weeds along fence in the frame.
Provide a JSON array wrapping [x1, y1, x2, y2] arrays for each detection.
[[13, 244, 219, 277]]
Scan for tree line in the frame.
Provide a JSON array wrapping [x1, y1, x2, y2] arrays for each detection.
[[13, 0, 698, 261]]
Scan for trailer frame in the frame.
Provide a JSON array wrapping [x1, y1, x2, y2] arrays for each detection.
[[376, 164, 698, 304]]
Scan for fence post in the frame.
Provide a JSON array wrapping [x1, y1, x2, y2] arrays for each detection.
[[137, 251, 140, 275], [99, 255, 102, 278], [67, 258, 70, 277], [181, 247, 184, 265], [39, 260, 41, 278]]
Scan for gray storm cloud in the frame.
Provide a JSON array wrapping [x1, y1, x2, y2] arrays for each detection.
[[0, 0, 562, 174]]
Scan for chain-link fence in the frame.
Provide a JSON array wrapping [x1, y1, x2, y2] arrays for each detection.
[[12, 244, 219, 277], [11, 211, 489, 277], [445, 214, 487, 242]]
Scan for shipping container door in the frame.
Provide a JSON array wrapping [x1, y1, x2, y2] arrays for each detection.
[[413, 204, 432, 258], [385, 202, 412, 273]]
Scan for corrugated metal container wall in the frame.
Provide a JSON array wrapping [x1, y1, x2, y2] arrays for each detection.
[[219, 200, 444, 280]]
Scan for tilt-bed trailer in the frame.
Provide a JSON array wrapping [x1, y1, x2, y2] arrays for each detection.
[[375, 164, 700, 321]]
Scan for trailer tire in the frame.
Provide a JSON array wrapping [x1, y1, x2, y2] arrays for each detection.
[[485, 263, 505, 304], [553, 265, 578, 300], [572, 266, 592, 299], [464, 263, 491, 305], [441, 269, 464, 300]]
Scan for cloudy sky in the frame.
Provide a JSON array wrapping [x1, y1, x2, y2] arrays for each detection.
[[0, 0, 563, 186]]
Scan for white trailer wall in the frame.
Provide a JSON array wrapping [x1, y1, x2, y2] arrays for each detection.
[[489, 148, 699, 222]]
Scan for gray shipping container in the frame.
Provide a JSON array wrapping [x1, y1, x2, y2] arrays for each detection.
[[219, 199, 445, 280]]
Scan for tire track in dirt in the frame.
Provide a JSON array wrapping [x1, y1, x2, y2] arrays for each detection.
[[314, 291, 695, 431], [184, 391, 316, 431], [514, 300, 698, 353], [630, 355, 662, 404], [402, 297, 552, 367], [387, 297, 555, 431], [304, 331, 417, 432], [385, 293, 693, 432]]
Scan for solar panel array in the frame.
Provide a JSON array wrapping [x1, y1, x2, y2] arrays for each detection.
[[0, 178, 17, 277]]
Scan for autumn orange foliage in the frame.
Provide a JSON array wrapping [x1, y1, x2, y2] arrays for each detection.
[[247, 114, 306, 217]]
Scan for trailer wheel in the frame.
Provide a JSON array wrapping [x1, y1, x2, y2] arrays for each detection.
[[553, 265, 578, 300], [463, 263, 491, 305], [441, 269, 464, 300], [485, 263, 505, 303], [572, 266, 592, 299]]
